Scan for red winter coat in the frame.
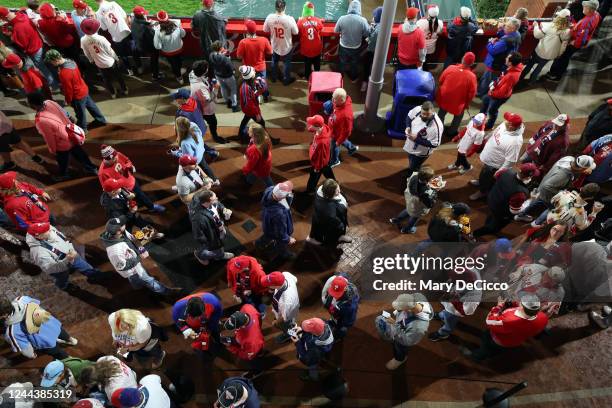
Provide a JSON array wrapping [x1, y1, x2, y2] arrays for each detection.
[[226, 255, 268, 297], [436, 64, 477, 115], [309, 125, 331, 171], [227, 304, 264, 360], [58, 60, 89, 104], [329, 96, 353, 144], [2, 182, 50, 231], [239, 82, 263, 117], [38, 16, 77, 49], [485, 304, 548, 348], [488, 64, 523, 100], [98, 152, 136, 191], [8, 12, 43, 56], [34, 100, 75, 154], [19, 65, 45, 94], [242, 142, 272, 177]]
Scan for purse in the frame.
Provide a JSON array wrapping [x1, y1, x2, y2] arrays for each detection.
[[65, 123, 86, 145]]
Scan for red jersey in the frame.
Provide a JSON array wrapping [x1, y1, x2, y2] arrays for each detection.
[[485, 305, 548, 348], [98, 151, 136, 191], [236, 36, 272, 72], [397, 27, 425, 66], [2, 182, 49, 231], [297, 17, 323, 58], [226, 255, 268, 297], [227, 304, 264, 361]]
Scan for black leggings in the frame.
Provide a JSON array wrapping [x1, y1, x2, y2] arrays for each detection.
[[238, 115, 265, 142], [56, 146, 96, 176], [203, 114, 219, 140], [454, 153, 471, 169], [306, 166, 335, 193], [164, 54, 182, 78]]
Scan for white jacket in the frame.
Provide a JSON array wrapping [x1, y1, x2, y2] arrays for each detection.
[[272, 272, 300, 322], [457, 120, 485, 154], [26, 227, 75, 275], [403, 106, 443, 157], [189, 71, 215, 115], [81, 34, 117, 68], [103, 232, 143, 278], [154, 21, 186, 54], [533, 22, 571, 61]]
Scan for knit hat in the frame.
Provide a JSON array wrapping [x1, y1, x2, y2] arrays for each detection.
[[41, 360, 64, 387], [170, 88, 191, 100], [179, 154, 197, 166], [518, 163, 540, 179], [301, 317, 325, 336], [302, 1, 314, 17], [44, 49, 62, 63], [327, 275, 348, 299], [203, 0, 214, 8], [80, 18, 100, 35], [224, 311, 249, 330], [472, 113, 486, 125], [460, 6, 471, 18], [217, 381, 247, 408], [520, 294, 541, 312], [2, 53, 22, 69], [306, 115, 324, 129], [156, 10, 168, 22], [462, 51, 476, 66], [27, 222, 51, 236], [575, 155, 596, 170], [494, 238, 514, 259], [582, 0, 599, 10], [39, 3, 55, 18], [100, 144, 117, 159], [0, 170, 17, 189], [427, 4, 439, 17], [372, 6, 382, 23], [132, 5, 147, 16], [111, 388, 142, 408], [72, 0, 87, 10], [261, 271, 286, 288], [239, 65, 255, 80], [0, 7, 10, 19], [245, 19, 257, 34], [503, 112, 523, 127], [272, 180, 293, 199], [406, 7, 419, 20], [551, 113, 569, 126], [102, 178, 124, 192], [105, 217, 125, 234]]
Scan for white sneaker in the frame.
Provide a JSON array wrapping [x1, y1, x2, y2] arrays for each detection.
[[171, 185, 178, 192], [306, 236, 322, 245], [603, 306, 612, 316], [127, 69, 134, 76], [385, 358, 406, 370], [222, 252, 235, 260], [63, 337, 78, 346], [337, 235, 352, 244], [213, 179, 221, 186], [447, 164, 458, 170], [154, 232, 165, 239], [469, 179, 480, 186]]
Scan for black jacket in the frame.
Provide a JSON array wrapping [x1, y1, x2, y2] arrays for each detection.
[[209, 51, 235, 78], [310, 194, 348, 245], [131, 18, 156, 53], [189, 196, 226, 251], [580, 102, 612, 146], [191, 9, 227, 56], [428, 216, 462, 242], [100, 190, 147, 229], [446, 18, 478, 61]]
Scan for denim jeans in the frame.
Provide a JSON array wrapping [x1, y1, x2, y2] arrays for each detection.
[[392, 342, 409, 361], [271, 51, 293, 82], [330, 139, 357, 164], [518, 198, 549, 218], [521, 53, 549, 83], [406, 154, 429, 178], [216, 75, 238, 107], [56, 146, 97, 176], [477, 70, 499, 97], [338, 46, 361, 81], [31, 48, 59, 89], [395, 209, 419, 230], [480, 95, 509, 129], [245, 173, 273, 187], [132, 180, 155, 210], [50, 256, 97, 289], [127, 265, 168, 294], [438, 310, 459, 336], [72, 95, 106, 130]]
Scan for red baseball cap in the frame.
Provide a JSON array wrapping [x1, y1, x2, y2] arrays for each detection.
[[0, 171, 17, 189], [607, 98, 612, 106], [102, 178, 124, 192], [80, 18, 100, 35], [245, 19, 257, 34], [226, 255, 251, 274], [28, 222, 51, 236], [301, 318, 325, 336], [178, 154, 197, 166], [132, 5, 147, 16], [306, 115, 324, 128], [327, 276, 348, 299], [503, 112, 523, 127], [1, 53, 22, 69], [39, 3, 55, 18], [260, 271, 285, 287], [518, 163, 540, 179], [72, 0, 87, 10], [0, 7, 10, 19], [156, 10, 168, 22], [462, 51, 476, 66], [203, 0, 214, 8], [406, 7, 419, 19]]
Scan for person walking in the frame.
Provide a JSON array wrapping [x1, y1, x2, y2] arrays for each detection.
[[480, 52, 523, 130], [293, 318, 333, 381], [242, 123, 273, 187], [334, 0, 369, 82], [210, 40, 239, 111], [37, 3, 80, 62], [0, 171, 53, 231], [130, 6, 160, 81], [172, 116, 218, 183], [256, 181, 296, 267], [447, 113, 486, 174], [305, 115, 335, 194], [328, 88, 358, 166], [308, 179, 350, 246], [215, 377, 260, 408], [263, 0, 298, 85], [397, 7, 426, 70], [443, 7, 478, 68], [260, 271, 299, 343], [226, 255, 268, 313], [1, 53, 52, 99], [436, 52, 477, 136], [153, 11, 186, 84], [403, 101, 443, 178], [520, 114, 571, 179], [191, 0, 227, 62], [297, 2, 324, 80], [189, 60, 227, 144], [238, 66, 271, 144], [389, 166, 439, 234], [100, 179, 161, 233], [321, 273, 360, 340], [0, 110, 43, 172], [190, 190, 234, 265], [175, 155, 212, 205], [222, 306, 265, 372]]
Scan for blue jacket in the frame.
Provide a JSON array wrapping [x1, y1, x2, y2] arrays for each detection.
[[261, 186, 294, 244], [172, 292, 223, 335], [484, 30, 520, 71], [172, 123, 205, 164], [296, 324, 334, 366], [218, 377, 260, 408], [176, 98, 208, 142]]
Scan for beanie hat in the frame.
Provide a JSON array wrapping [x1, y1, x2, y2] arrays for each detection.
[[0, 171, 17, 189], [372, 6, 382, 23], [2, 53, 22, 69], [44, 49, 62, 63], [179, 154, 197, 166], [306, 115, 324, 129], [39, 3, 55, 18], [239, 65, 255, 80], [518, 163, 540, 179], [261, 271, 286, 287], [80, 18, 100, 35], [105, 217, 125, 234], [156, 10, 168, 22], [462, 51, 476, 66], [301, 318, 325, 336], [245, 19, 257, 34], [27, 222, 51, 236], [111, 388, 142, 408], [102, 178, 123, 192], [272, 180, 293, 199], [203, 0, 214, 8], [460, 6, 471, 18], [302, 1, 314, 17], [72, 0, 87, 10], [132, 5, 147, 16], [327, 275, 348, 299], [0, 7, 10, 19], [472, 113, 486, 125], [100, 144, 117, 159], [427, 4, 439, 17], [224, 311, 249, 330], [406, 7, 419, 20]]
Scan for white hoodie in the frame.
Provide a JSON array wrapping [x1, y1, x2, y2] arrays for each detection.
[[272, 272, 300, 322]]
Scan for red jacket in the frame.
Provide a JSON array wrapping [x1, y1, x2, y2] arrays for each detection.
[[19, 63, 45, 94], [38, 16, 77, 49], [242, 142, 272, 177], [309, 125, 331, 171], [8, 12, 43, 56], [436, 64, 477, 115], [226, 255, 268, 297], [488, 64, 523, 99], [58, 60, 89, 104], [239, 82, 263, 117], [34, 100, 75, 154], [485, 304, 548, 348], [2, 182, 50, 231], [98, 152, 136, 191], [397, 26, 425, 66], [329, 96, 353, 144], [227, 304, 264, 360]]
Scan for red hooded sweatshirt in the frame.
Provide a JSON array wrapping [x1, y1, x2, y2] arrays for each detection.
[[58, 59, 89, 104], [488, 64, 523, 100], [98, 151, 136, 191], [329, 96, 354, 145], [242, 142, 272, 177], [37, 6, 77, 49], [226, 255, 268, 297], [18, 58, 46, 94], [2, 182, 50, 231], [227, 304, 264, 360], [436, 64, 477, 116], [8, 12, 43, 56], [309, 124, 332, 171], [239, 81, 263, 117], [485, 304, 548, 347]]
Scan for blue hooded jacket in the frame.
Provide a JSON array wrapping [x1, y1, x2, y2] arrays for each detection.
[[484, 30, 521, 71], [172, 292, 223, 335], [261, 186, 294, 244]]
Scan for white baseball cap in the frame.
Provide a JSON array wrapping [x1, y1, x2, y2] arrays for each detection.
[[575, 155, 596, 170], [552, 114, 568, 126]]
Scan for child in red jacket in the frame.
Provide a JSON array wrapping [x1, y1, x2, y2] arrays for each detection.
[[480, 52, 523, 130], [238, 65, 278, 145], [45, 49, 106, 133], [222, 305, 265, 365], [1, 53, 51, 99], [306, 115, 335, 193], [226, 255, 268, 314], [242, 123, 273, 187], [0, 171, 53, 231]]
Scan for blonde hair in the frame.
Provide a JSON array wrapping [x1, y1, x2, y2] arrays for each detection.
[[552, 14, 570, 31], [436, 207, 455, 224], [249, 123, 271, 159], [175, 117, 199, 145], [112, 309, 145, 336]]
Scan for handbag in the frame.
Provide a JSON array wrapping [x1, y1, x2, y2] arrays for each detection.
[[66, 123, 86, 145]]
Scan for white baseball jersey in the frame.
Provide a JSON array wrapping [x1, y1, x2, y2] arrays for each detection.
[[81, 34, 117, 68], [96, 1, 130, 42], [263, 13, 298, 56]]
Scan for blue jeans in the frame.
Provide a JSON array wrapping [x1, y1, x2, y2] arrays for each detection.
[[330, 139, 357, 164], [271, 52, 293, 82], [256, 70, 269, 98], [72, 95, 106, 130], [338, 46, 361, 81], [438, 310, 459, 336], [31, 48, 59, 89], [480, 95, 509, 129], [51, 256, 97, 289], [406, 154, 429, 178], [477, 70, 499, 97], [245, 172, 273, 187], [127, 267, 168, 294], [393, 341, 409, 361], [216, 75, 238, 107], [395, 209, 419, 230], [518, 198, 549, 218]]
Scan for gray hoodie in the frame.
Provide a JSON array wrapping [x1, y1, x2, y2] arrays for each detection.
[[375, 293, 433, 347], [334, 1, 370, 49], [26, 227, 75, 276]]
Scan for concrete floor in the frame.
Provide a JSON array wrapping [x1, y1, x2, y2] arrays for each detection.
[[0, 61, 611, 407]]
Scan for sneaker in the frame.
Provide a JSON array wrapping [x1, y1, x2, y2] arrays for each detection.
[[458, 165, 472, 175], [232, 105, 241, 112], [57, 336, 78, 346], [208, 150, 220, 160], [306, 236, 322, 245], [469, 179, 480, 186], [400, 226, 417, 234], [330, 160, 341, 168], [360, 81, 367, 92], [127, 69, 134, 76], [348, 146, 359, 156], [151, 350, 166, 369], [514, 214, 533, 222], [447, 164, 458, 171], [428, 332, 450, 342], [469, 191, 484, 200], [385, 358, 407, 370], [121, 89, 129, 97], [222, 252, 235, 260], [337, 235, 352, 244], [389, 218, 400, 225], [31, 155, 44, 164], [589, 311, 610, 329], [193, 250, 210, 265], [152, 204, 166, 213], [212, 179, 221, 186], [153, 232, 165, 239], [263, 95, 270, 103], [0, 161, 16, 172], [213, 136, 229, 144]]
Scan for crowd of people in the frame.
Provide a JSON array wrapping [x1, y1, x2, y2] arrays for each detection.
[[0, 0, 610, 406]]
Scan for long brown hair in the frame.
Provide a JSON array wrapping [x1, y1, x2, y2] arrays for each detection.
[[528, 221, 569, 242], [160, 20, 177, 35], [249, 123, 271, 159], [175, 117, 199, 145]]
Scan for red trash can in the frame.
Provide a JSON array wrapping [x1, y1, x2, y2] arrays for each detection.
[[308, 71, 343, 116]]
